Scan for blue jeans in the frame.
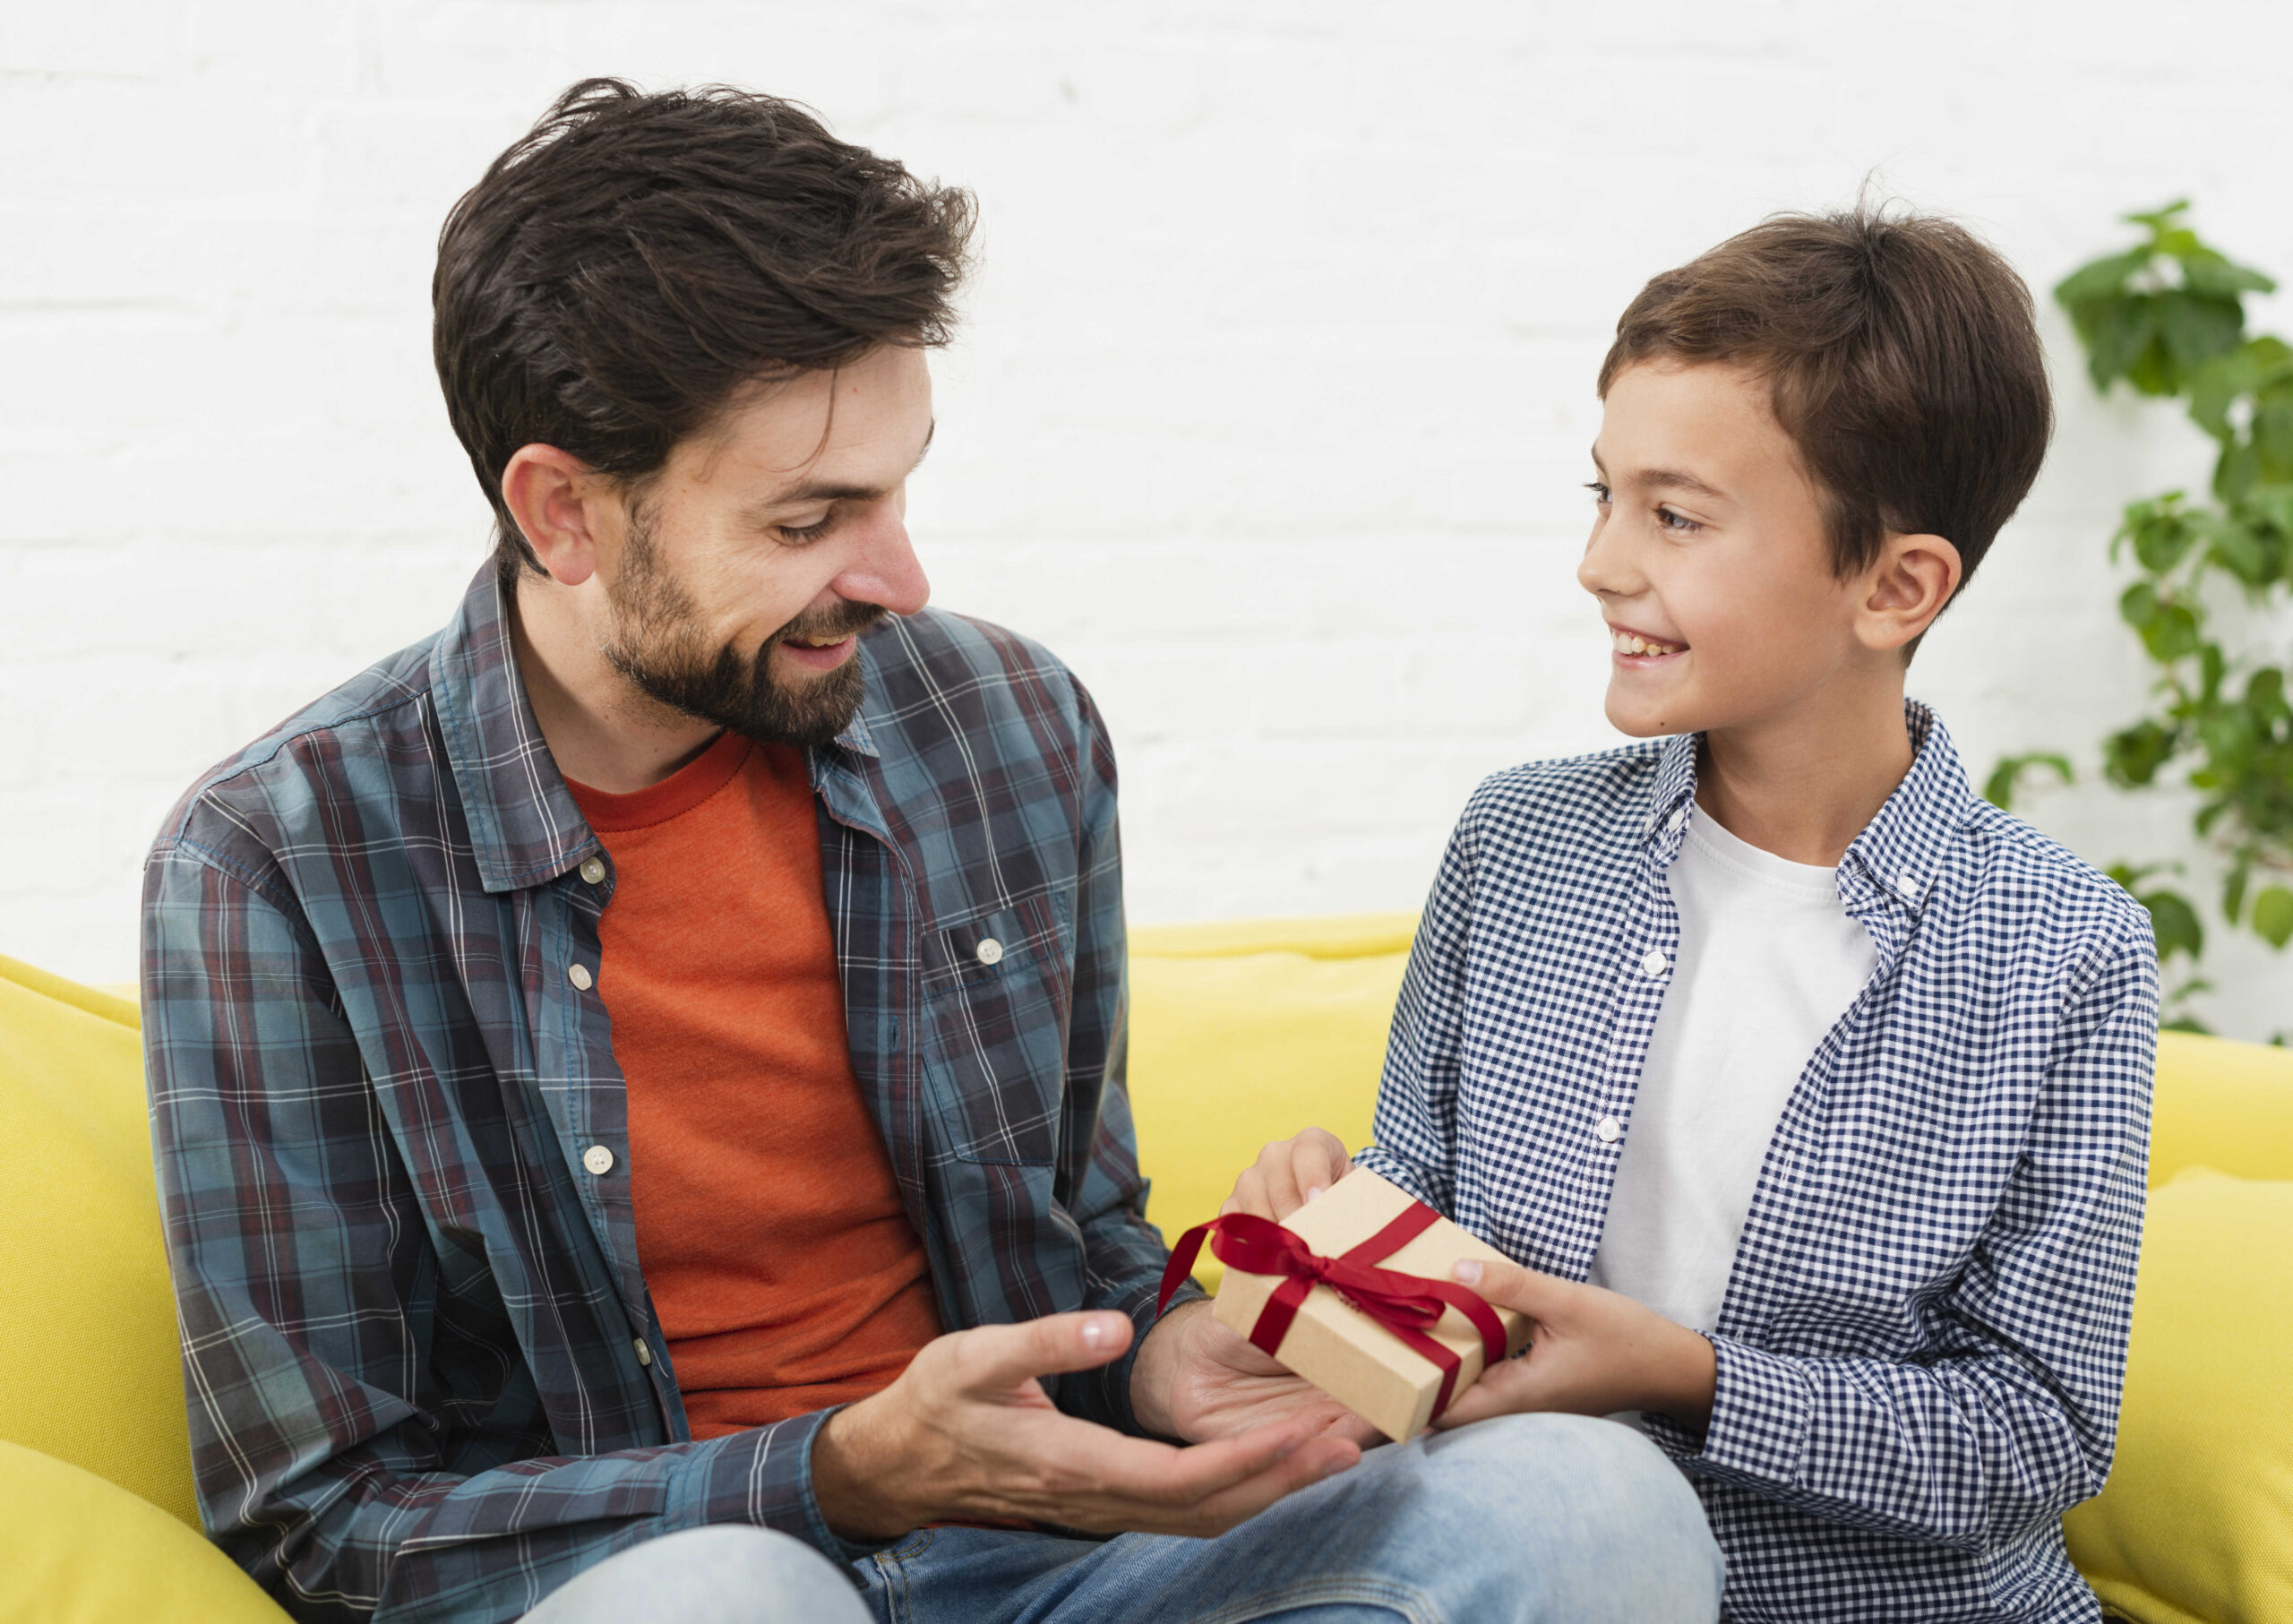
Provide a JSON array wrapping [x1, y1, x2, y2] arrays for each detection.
[[529, 1413, 1722, 1623]]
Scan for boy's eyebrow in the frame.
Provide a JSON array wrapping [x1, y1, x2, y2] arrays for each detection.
[[767, 419, 937, 507], [1590, 446, 1727, 502]]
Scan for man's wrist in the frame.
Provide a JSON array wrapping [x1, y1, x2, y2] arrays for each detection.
[[1128, 1298, 1209, 1439], [812, 1395, 916, 1541]]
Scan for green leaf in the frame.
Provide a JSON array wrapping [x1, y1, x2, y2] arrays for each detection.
[[2119, 580, 2160, 629], [2056, 246, 2154, 309], [1982, 752, 2074, 811], [2104, 720, 2179, 786], [2144, 887, 2207, 962], [2224, 860, 2252, 924], [2254, 886, 2293, 949], [2208, 517, 2272, 585], [2123, 199, 2193, 235], [2158, 292, 2245, 373], [2178, 249, 2276, 300], [2141, 600, 2203, 663], [2087, 302, 2162, 393]]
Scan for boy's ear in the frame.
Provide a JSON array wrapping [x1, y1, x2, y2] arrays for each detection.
[[1856, 531, 1962, 656]]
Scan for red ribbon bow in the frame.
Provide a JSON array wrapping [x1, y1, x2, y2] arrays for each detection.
[[1155, 1201, 1507, 1427]]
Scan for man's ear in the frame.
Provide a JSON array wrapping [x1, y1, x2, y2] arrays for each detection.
[[1856, 531, 1962, 656], [499, 444, 606, 588]]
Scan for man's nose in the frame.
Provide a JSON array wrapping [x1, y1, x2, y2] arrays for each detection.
[[835, 500, 932, 617]]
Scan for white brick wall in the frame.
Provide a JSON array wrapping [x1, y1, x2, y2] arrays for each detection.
[[4, 0, 2289, 1035]]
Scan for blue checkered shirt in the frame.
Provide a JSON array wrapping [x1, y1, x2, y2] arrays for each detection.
[[142, 568, 1186, 1623], [1357, 704, 2158, 1624]]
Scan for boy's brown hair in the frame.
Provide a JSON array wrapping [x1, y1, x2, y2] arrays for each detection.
[[1598, 205, 2051, 597]]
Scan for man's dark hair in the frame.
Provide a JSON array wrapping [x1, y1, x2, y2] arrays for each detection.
[[1598, 205, 2051, 598], [434, 77, 975, 579]]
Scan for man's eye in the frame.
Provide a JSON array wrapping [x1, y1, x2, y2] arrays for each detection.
[[777, 511, 837, 544], [1584, 482, 1611, 505]]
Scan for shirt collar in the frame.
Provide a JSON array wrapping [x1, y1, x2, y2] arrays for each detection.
[[1641, 700, 1975, 917], [429, 567, 884, 892]]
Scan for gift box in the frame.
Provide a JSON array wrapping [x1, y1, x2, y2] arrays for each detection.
[[1157, 1166, 1531, 1441]]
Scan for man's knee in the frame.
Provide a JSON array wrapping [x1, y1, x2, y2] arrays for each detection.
[[523, 1525, 869, 1624]]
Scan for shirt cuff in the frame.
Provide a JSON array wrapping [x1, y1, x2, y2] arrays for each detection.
[[662, 1405, 881, 1567], [1644, 1333, 1816, 1492]]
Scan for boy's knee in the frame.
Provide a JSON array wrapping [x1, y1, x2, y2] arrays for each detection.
[[524, 1525, 869, 1624], [1419, 1414, 1721, 1587]]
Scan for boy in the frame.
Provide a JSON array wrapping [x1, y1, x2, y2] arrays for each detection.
[[1224, 209, 2157, 1622]]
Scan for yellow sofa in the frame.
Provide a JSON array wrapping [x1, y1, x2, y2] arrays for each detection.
[[4, 922, 2290, 1623]]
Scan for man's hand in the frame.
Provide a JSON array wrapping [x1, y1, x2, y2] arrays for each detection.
[[1130, 1299, 1380, 1448], [812, 1310, 1360, 1542], [1221, 1127, 1351, 1222], [1432, 1258, 1716, 1431]]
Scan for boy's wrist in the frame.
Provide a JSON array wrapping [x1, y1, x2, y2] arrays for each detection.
[[1647, 1323, 1717, 1430]]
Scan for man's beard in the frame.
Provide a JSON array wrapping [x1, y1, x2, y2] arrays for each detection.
[[599, 511, 884, 749]]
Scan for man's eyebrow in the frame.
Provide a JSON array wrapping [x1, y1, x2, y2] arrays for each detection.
[[767, 419, 937, 507]]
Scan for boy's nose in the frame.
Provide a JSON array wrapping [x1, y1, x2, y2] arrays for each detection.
[[1576, 517, 1639, 599]]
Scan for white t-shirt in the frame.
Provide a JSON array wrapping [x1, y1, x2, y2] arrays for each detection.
[[1587, 809, 1879, 1335]]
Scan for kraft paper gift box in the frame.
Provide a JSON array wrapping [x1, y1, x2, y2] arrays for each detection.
[[1179, 1166, 1532, 1441]]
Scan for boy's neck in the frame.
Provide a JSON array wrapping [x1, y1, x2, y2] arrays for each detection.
[[1692, 682, 1915, 871]]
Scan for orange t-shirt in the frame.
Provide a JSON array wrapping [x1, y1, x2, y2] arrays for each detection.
[[566, 731, 941, 1438]]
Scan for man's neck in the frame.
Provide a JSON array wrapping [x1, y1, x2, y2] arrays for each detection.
[[510, 572, 720, 795], [1692, 676, 1914, 870]]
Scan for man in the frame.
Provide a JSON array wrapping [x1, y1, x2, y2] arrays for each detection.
[[142, 79, 1721, 1623]]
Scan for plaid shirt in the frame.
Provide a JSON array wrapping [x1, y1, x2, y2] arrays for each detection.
[[141, 568, 1183, 1624], [1358, 704, 2158, 1624]]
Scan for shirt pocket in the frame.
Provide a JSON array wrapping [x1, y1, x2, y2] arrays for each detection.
[[918, 890, 1076, 1165]]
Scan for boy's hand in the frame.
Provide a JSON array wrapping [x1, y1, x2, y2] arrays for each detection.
[[1221, 1127, 1351, 1221], [1432, 1258, 1717, 1431]]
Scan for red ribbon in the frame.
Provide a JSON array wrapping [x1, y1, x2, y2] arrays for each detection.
[[1155, 1202, 1508, 1426]]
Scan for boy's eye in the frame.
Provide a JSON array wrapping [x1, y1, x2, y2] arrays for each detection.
[[1655, 506, 1699, 533], [1585, 481, 1611, 505]]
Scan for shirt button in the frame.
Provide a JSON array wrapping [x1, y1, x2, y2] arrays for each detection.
[[1595, 1116, 1623, 1144], [581, 1144, 614, 1175], [633, 1337, 653, 1367], [567, 963, 593, 991], [1639, 948, 1668, 978], [975, 938, 1004, 967], [1896, 872, 1922, 898], [579, 856, 606, 885], [1665, 805, 1688, 833]]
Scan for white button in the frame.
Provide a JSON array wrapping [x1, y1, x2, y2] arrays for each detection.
[[1594, 1116, 1623, 1144], [1639, 948, 1668, 978], [582, 1144, 614, 1175], [567, 963, 593, 991], [633, 1337, 653, 1367], [975, 938, 1004, 967], [1666, 806, 1688, 833], [1896, 872, 1922, 898], [580, 856, 606, 885]]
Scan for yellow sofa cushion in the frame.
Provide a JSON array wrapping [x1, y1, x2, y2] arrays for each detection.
[[2150, 1031, 2293, 1187], [0, 1439, 286, 1623], [0, 954, 200, 1526], [2064, 1167, 2293, 1624], [1127, 914, 1414, 1285]]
